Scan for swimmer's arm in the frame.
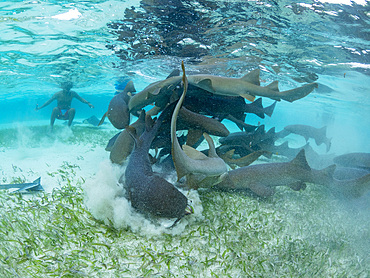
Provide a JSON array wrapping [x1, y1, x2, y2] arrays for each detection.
[[35, 94, 57, 110], [73, 91, 94, 108]]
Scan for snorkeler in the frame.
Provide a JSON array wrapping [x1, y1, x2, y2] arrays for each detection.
[[35, 81, 94, 128]]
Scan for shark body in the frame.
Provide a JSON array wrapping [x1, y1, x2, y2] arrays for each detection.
[[0, 177, 44, 193], [171, 63, 228, 182], [124, 107, 190, 219], [215, 150, 334, 197], [282, 124, 332, 152]]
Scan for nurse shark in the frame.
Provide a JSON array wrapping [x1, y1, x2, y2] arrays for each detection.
[[123, 106, 192, 219], [214, 150, 334, 197], [171, 62, 228, 183], [128, 68, 318, 115]]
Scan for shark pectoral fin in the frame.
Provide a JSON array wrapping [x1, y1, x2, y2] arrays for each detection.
[[197, 79, 215, 93], [98, 111, 108, 126], [151, 88, 161, 96], [248, 183, 275, 197], [240, 69, 260, 86], [240, 93, 256, 102], [288, 181, 307, 191], [182, 145, 208, 160]]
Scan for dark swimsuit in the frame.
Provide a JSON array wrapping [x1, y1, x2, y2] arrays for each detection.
[[57, 107, 69, 120]]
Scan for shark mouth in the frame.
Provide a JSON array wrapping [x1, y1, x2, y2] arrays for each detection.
[[185, 204, 194, 215]]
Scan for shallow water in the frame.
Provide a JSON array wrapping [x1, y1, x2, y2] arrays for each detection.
[[0, 0, 369, 277]]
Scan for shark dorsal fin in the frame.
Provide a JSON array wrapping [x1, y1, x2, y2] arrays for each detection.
[[290, 149, 311, 170], [240, 69, 260, 86], [203, 133, 219, 158], [255, 124, 265, 135], [265, 81, 279, 92], [182, 145, 208, 160], [197, 79, 215, 93], [166, 69, 180, 79], [123, 80, 136, 94]]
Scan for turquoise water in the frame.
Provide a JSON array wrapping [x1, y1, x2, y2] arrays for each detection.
[[0, 1, 370, 277], [1, 1, 369, 151]]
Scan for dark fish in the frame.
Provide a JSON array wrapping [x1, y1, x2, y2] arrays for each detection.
[[109, 112, 146, 164], [124, 107, 191, 219], [282, 124, 332, 152], [107, 81, 136, 129]]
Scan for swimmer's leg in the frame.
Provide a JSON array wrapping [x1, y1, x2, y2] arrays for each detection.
[[68, 108, 76, 127], [50, 107, 60, 128]]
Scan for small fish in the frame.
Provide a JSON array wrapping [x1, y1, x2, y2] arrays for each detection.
[[0, 177, 44, 193]]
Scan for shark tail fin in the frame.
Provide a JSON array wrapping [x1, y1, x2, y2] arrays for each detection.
[[248, 98, 265, 118], [290, 149, 311, 171], [279, 82, 318, 102], [98, 111, 108, 126], [264, 101, 277, 117], [240, 69, 260, 86]]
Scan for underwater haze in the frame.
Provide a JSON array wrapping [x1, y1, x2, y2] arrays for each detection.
[[0, 0, 369, 277]]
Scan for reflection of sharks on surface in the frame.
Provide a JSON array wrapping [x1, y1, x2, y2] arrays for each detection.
[[0, 177, 44, 193]]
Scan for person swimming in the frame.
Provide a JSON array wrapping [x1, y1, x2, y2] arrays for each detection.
[[35, 81, 94, 128]]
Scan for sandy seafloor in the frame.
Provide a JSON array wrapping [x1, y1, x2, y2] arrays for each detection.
[[0, 118, 369, 277]]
